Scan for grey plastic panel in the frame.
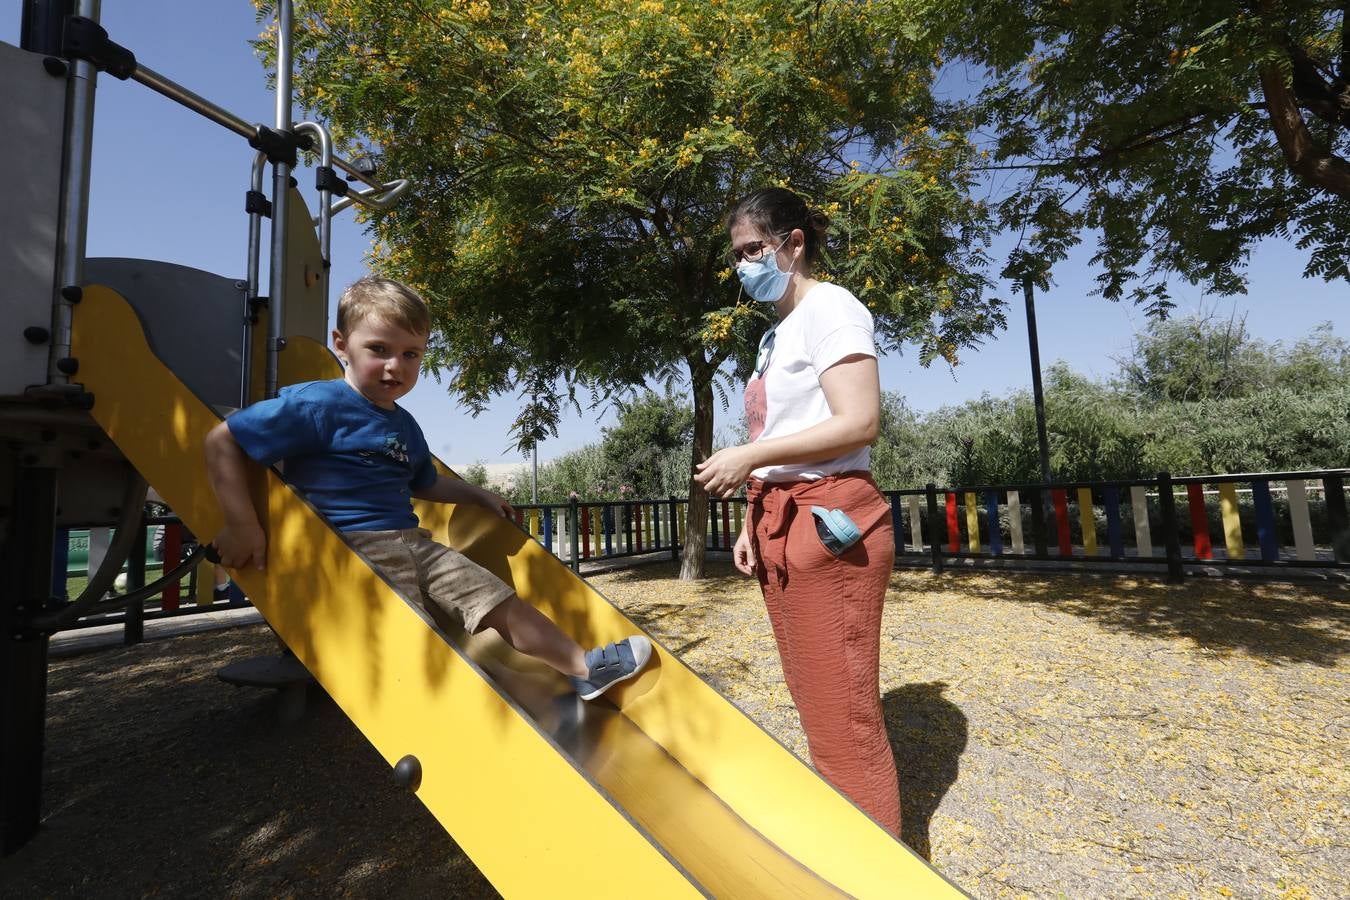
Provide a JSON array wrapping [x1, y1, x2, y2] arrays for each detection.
[[85, 258, 245, 411], [283, 185, 328, 343], [0, 41, 68, 396]]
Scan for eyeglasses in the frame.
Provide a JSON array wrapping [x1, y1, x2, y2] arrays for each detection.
[[753, 327, 776, 378], [726, 234, 788, 267]]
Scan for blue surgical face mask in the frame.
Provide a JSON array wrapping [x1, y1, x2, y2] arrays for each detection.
[[735, 237, 792, 303]]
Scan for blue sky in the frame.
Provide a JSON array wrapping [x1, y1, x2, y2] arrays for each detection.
[[7, 2, 1343, 468]]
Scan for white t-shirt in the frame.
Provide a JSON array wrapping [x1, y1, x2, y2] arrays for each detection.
[[744, 281, 877, 481]]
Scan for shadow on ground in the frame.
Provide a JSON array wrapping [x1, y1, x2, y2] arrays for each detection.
[[926, 570, 1350, 666], [883, 682, 967, 860], [1, 628, 497, 898]]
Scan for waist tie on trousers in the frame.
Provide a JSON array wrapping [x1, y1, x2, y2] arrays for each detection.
[[746, 471, 879, 589]]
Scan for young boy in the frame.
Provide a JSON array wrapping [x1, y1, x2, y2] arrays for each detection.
[[204, 276, 651, 700]]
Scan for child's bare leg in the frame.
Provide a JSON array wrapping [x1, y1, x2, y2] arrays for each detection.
[[479, 595, 588, 678]]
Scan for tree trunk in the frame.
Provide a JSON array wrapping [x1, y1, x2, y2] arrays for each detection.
[[678, 373, 715, 580]]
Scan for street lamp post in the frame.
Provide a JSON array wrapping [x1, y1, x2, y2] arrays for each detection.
[[1023, 277, 1052, 484]]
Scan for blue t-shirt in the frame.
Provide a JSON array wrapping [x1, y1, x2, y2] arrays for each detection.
[[226, 379, 438, 532]]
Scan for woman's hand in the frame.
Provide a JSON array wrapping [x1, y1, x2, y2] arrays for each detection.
[[733, 527, 756, 577], [693, 445, 758, 498]]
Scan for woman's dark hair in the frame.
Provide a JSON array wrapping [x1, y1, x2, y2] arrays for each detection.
[[727, 187, 831, 265]]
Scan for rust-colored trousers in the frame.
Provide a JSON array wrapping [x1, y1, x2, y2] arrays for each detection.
[[747, 472, 901, 836]]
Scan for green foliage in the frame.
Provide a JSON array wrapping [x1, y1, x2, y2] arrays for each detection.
[[264, 0, 1004, 453], [869, 320, 1350, 486], [506, 392, 696, 503], [1118, 315, 1350, 402], [930, 1, 1350, 315], [460, 460, 492, 488], [599, 392, 695, 498]]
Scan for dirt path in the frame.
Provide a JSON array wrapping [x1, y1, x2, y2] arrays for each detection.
[[2, 565, 1346, 898]]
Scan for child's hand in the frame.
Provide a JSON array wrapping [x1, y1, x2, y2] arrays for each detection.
[[214, 521, 267, 571], [475, 485, 515, 520]]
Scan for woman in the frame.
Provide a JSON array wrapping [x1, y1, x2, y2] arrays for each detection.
[[694, 187, 901, 837]]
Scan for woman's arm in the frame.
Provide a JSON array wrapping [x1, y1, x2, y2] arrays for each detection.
[[413, 474, 516, 518], [693, 353, 880, 498]]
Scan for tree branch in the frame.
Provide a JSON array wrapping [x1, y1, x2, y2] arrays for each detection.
[[1258, 61, 1350, 199]]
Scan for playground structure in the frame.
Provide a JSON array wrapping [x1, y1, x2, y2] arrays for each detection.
[[1, 2, 962, 895]]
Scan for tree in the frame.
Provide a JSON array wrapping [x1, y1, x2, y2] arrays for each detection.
[[461, 460, 492, 488], [1116, 312, 1271, 402], [931, 1, 1350, 315], [268, 0, 1004, 578], [599, 392, 694, 499]]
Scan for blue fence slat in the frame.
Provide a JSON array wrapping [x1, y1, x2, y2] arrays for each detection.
[[1251, 480, 1279, 562], [1104, 487, 1124, 559], [985, 492, 1002, 556], [542, 509, 553, 551]]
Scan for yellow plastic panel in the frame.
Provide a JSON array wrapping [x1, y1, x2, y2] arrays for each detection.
[[73, 286, 700, 898], [1077, 487, 1097, 556], [964, 492, 980, 553], [1218, 483, 1245, 561]]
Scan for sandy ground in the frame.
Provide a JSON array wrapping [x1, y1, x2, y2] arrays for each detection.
[[2, 564, 1346, 898]]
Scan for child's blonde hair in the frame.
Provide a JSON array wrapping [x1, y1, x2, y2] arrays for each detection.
[[336, 277, 430, 336]]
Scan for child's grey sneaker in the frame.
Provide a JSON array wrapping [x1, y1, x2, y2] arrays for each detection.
[[571, 636, 653, 701]]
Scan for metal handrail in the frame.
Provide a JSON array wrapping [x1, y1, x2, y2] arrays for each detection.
[[321, 177, 413, 219]]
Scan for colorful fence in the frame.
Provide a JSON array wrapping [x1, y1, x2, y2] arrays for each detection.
[[509, 497, 747, 572], [514, 470, 1349, 579], [58, 468, 1346, 640], [885, 470, 1349, 578], [53, 514, 247, 640]]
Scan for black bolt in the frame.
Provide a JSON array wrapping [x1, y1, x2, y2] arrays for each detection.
[[23, 326, 50, 345], [60, 285, 83, 303], [42, 57, 67, 77], [392, 755, 421, 792], [56, 357, 79, 375]]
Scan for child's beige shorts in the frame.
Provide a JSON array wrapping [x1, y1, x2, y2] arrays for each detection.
[[345, 528, 513, 634]]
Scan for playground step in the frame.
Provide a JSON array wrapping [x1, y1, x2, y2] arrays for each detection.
[[49, 607, 264, 658]]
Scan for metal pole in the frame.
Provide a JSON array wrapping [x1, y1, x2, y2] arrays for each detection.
[[1, 461, 57, 853], [240, 151, 267, 407], [265, 0, 294, 400], [294, 121, 333, 315], [49, 0, 101, 384], [132, 63, 383, 192], [1023, 278, 1052, 484], [532, 445, 539, 504], [131, 64, 255, 141]]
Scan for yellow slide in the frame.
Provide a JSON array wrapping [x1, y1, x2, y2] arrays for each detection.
[[73, 285, 965, 898]]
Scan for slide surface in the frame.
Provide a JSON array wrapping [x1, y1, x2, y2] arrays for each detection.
[[73, 285, 966, 898]]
